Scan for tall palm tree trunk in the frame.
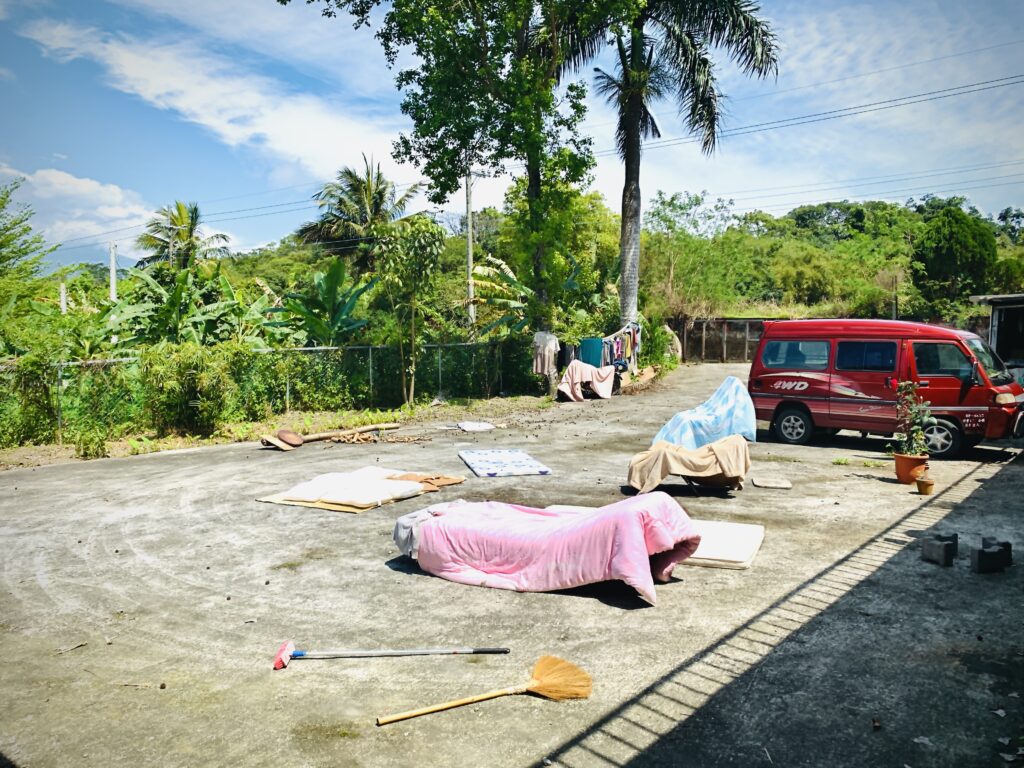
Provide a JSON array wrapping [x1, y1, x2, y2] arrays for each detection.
[[619, 32, 646, 326]]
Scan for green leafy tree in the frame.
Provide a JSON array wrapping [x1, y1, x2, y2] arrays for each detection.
[[913, 207, 997, 312], [373, 215, 447, 404], [565, 0, 778, 324], [136, 201, 229, 270], [0, 178, 53, 305], [297, 155, 422, 272], [271, 259, 374, 347], [282, 0, 640, 339], [997, 206, 1023, 245]]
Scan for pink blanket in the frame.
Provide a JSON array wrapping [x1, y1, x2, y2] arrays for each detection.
[[415, 492, 701, 605]]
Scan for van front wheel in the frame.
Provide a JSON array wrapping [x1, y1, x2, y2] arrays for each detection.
[[774, 407, 814, 445], [924, 419, 962, 458]]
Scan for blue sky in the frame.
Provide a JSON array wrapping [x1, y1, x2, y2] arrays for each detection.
[[1, 0, 1022, 269]]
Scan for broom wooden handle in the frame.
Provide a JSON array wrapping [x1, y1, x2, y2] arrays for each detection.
[[303, 423, 401, 442], [376, 685, 528, 726]]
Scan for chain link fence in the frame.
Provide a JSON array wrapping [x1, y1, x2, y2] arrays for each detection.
[[0, 339, 538, 447]]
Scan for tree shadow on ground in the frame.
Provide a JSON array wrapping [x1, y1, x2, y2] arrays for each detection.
[[0, 752, 18, 768], [536, 453, 1024, 768]]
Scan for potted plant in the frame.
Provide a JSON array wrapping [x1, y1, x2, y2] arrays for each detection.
[[892, 381, 936, 484]]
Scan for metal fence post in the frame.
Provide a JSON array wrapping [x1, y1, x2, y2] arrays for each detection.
[[55, 362, 63, 445], [701, 322, 707, 361], [721, 320, 728, 362], [437, 346, 442, 397], [368, 346, 374, 407], [744, 321, 750, 361], [285, 365, 291, 413]]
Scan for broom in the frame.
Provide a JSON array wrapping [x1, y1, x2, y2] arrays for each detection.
[[375, 655, 591, 726]]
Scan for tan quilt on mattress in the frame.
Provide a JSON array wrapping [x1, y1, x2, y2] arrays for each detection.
[[627, 434, 751, 494]]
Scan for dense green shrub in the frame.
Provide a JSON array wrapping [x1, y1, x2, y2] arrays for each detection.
[[73, 426, 109, 459], [139, 342, 234, 436], [9, 353, 58, 445]]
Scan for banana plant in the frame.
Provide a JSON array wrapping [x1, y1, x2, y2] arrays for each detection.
[[269, 258, 374, 346], [471, 255, 534, 335]]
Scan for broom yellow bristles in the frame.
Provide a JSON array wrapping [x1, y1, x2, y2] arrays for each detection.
[[526, 655, 592, 701], [375, 655, 592, 725]]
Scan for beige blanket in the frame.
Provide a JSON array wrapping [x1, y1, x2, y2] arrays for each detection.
[[627, 434, 751, 494]]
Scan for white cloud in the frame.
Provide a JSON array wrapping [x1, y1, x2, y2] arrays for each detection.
[[21, 19, 413, 185], [0, 67, 13, 81], [103, 0, 396, 98], [0, 163, 154, 262]]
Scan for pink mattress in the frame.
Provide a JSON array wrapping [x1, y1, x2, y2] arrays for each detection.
[[414, 492, 701, 605]]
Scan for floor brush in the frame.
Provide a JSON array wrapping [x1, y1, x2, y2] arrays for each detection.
[[273, 640, 509, 669], [376, 655, 592, 726]]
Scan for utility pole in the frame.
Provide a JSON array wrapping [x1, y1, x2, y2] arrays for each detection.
[[892, 274, 898, 320], [168, 237, 174, 270], [109, 243, 118, 301], [465, 170, 476, 328], [59, 282, 67, 314]]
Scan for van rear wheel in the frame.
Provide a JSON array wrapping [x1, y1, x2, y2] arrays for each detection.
[[774, 407, 814, 445], [924, 419, 962, 459]]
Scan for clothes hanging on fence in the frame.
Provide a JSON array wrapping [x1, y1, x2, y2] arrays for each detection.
[[557, 343, 580, 370], [601, 322, 642, 373], [532, 332, 560, 376], [580, 337, 604, 368]]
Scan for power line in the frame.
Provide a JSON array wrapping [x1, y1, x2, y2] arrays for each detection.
[[592, 74, 1024, 157], [705, 159, 1024, 197], [578, 38, 1024, 130], [726, 171, 1024, 205], [732, 178, 1024, 215], [51, 179, 428, 248], [732, 39, 1024, 103]]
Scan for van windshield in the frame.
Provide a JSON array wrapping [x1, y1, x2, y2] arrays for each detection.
[[965, 337, 1013, 385]]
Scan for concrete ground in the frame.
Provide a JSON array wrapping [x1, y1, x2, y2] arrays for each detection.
[[1, 363, 1022, 768]]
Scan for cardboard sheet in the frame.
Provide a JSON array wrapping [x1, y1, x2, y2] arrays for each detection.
[[258, 467, 465, 513]]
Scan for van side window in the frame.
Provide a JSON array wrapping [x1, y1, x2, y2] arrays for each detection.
[[836, 341, 896, 372], [762, 340, 830, 370], [912, 342, 971, 379]]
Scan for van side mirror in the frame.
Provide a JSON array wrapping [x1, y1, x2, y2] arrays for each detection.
[[970, 360, 980, 385]]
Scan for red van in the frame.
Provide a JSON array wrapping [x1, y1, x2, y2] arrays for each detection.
[[748, 319, 1024, 457]]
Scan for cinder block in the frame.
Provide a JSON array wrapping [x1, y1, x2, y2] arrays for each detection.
[[971, 544, 1011, 574], [981, 538, 1013, 568], [921, 536, 957, 567]]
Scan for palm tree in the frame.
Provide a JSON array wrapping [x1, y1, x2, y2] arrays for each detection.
[[566, 2, 778, 324], [297, 154, 422, 273], [135, 201, 229, 270]]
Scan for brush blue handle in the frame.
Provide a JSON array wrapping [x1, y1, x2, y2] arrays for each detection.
[[293, 647, 510, 659]]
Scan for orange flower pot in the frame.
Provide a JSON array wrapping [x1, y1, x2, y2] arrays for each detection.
[[894, 453, 929, 484]]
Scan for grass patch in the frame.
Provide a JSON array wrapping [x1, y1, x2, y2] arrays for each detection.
[[292, 722, 360, 741], [755, 453, 801, 463], [271, 547, 333, 571], [831, 457, 850, 466], [862, 460, 887, 468]]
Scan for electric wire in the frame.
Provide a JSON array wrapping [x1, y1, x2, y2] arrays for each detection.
[[592, 75, 1024, 157]]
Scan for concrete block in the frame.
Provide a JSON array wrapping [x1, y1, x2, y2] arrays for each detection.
[[921, 535, 957, 567], [971, 541, 1012, 574], [981, 538, 1013, 568]]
